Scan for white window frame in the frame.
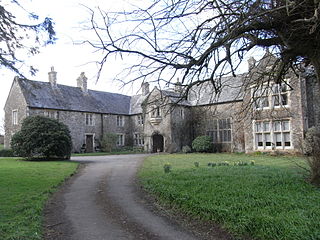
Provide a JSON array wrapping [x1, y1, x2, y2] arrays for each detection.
[[137, 115, 144, 125], [134, 133, 144, 146], [253, 119, 292, 150], [85, 113, 94, 126], [116, 134, 125, 146], [12, 109, 18, 125], [252, 79, 290, 110], [206, 118, 232, 143], [44, 110, 59, 119], [117, 115, 124, 127]]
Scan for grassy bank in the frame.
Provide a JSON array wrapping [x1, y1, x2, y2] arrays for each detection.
[[0, 158, 78, 240], [138, 153, 320, 240]]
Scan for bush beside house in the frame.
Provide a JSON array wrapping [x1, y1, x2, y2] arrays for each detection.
[[11, 116, 72, 160]]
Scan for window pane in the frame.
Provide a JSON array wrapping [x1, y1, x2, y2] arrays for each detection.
[[272, 84, 279, 94], [213, 120, 218, 130], [255, 122, 262, 132], [281, 83, 288, 92], [227, 130, 231, 142], [273, 95, 280, 106], [282, 121, 290, 131], [263, 122, 270, 132], [274, 121, 281, 131], [275, 133, 282, 146], [213, 131, 218, 142], [256, 134, 263, 147], [264, 133, 271, 146], [226, 118, 231, 129], [281, 94, 288, 105], [262, 97, 269, 108], [283, 133, 291, 146]]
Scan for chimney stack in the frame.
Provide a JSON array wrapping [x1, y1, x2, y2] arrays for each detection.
[[175, 78, 182, 93], [141, 82, 149, 96], [247, 57, 256, 71], [77, 72, 88, 94], [48, 66, 57, 87]]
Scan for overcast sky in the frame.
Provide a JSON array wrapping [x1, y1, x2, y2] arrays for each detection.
[[0, 0, 144, 133]]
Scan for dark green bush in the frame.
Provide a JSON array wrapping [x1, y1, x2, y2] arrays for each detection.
[[192, 135, 212, 152], [0, 149, 14, 157], [182, 145, 192, 153], [11, 115, 72, 160]]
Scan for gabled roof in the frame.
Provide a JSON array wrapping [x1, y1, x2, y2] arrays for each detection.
[[16, 75, 244, 116], [18, 79, 136, 115], [187, 75, 244, 105]]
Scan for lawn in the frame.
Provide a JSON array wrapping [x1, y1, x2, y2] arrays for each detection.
[[0, 158, 78, 240], [138, 153, 320, 240]]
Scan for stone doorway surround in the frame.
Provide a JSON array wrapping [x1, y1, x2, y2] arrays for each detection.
[[85, 134, 94, 153], [152, 133, 164, 152]]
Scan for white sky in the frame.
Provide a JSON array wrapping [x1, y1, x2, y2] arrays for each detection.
[[0, 0, 263, 134], [0, 0, 143, 133]]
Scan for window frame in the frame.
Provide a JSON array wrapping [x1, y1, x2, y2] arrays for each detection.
[[137, 115, 144, 125], [253, 119, 292, 150], [85, 113, 94, 126], [44, 110, 59, 120], [252, 79, 290, 110], [117, 115, 124, 127], [134, 133, 144, 146], [116, 134, 125, 146], [207, 118, 232, 143], [12, 109, 18, 125]]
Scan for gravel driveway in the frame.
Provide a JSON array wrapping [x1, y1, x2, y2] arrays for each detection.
[[44, 154, 199, 240]]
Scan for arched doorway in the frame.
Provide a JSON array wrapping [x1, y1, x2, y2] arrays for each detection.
[[152, 134, 164, 153]]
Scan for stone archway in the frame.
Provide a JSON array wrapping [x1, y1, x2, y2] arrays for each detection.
[[152, 133, 164, 153]]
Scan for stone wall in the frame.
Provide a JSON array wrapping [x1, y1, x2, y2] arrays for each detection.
[[28, 108, 133, 152], [4, 79, 28, 148], [243, 71, 305, 153], [192, 101, 245, 152]]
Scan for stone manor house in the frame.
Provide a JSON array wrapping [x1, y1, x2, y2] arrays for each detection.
[[4, 54, 320, 153]]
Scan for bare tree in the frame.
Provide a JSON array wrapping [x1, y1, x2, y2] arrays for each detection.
[[86, 0, 320, 95], [0, 1, 56, 76]]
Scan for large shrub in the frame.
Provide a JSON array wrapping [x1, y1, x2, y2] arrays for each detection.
[[11, 115, 72, 159], [192, 135, 212, 152], [101, 133, 118, 152], [303, 127, 320, 186]]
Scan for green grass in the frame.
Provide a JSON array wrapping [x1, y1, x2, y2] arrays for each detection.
[[0, 158, 78, 240], [138, 153, 320, 240]]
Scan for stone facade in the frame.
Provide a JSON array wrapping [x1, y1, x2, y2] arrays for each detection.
[[4, 58, 320, 154]]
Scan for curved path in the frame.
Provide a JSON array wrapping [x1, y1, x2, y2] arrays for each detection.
[[45, 154, 199, 240]]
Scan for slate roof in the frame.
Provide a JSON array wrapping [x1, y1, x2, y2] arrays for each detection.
[[17, 76, 243, 115], [187, 75, 244, 105], [18, 79, 139, 115]]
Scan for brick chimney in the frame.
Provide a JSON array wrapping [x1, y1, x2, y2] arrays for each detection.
[[48, 67, 57, 88], [77, 72, 88, 93], [141, 82, 149, 96]]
